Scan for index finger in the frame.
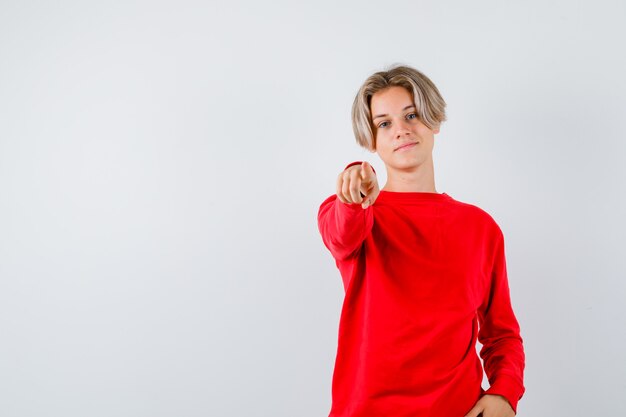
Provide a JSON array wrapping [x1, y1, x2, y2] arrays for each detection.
[[361, 161, 375, 180]]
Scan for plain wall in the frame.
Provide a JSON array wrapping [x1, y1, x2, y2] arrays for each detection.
[[1, 1, 625, 416]]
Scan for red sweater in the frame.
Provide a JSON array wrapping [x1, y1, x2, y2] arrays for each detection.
[[317, 166, 525, 417]]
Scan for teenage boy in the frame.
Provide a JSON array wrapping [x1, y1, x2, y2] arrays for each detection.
[[317, 65, 525, 417]]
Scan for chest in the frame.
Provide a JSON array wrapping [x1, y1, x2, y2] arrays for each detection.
[[364, 210, 490, 310]]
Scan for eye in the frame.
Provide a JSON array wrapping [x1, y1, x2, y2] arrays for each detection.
[[406, 113, 417, 120], [378, 121, 389, 128]]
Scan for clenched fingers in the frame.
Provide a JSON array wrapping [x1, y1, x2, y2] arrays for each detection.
[[336, 168, 363, 204]]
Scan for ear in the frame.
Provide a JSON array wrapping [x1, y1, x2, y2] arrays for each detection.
[[433, 124, 440, 134]]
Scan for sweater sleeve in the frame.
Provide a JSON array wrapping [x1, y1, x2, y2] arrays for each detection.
[[316, 162, 375, 261], [477, 227, 526, 414]]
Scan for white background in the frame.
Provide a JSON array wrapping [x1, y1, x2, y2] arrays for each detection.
[[1, 1, 625, 416]]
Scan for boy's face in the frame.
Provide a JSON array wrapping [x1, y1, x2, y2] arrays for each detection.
[[370, 86, 439, 171]]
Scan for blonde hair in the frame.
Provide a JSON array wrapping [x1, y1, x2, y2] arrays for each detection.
[[351, 64, 447, 151]]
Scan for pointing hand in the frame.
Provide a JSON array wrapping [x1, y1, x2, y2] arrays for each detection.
[[335, 161, 380, 209]]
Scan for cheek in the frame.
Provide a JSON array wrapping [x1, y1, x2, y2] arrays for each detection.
[[377, 132, 392, 146], [377, 139, 394, 153]]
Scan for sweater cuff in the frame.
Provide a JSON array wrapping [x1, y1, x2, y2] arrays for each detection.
[[344, 161, 376, 174], [484, 374, 525, 414]]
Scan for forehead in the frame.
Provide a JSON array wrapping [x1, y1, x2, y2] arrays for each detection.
[[370, 86, 414, 116]]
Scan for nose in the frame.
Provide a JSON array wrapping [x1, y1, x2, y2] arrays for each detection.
[[394, 119, 412, 139]]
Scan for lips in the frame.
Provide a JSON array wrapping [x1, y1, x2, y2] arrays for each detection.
[[395, 142, 418, 151]]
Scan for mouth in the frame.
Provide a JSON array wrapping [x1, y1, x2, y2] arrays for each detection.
[[395, 142, 418, 151]]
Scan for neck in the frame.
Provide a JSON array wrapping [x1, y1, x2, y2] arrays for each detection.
[[381, 158, 437, 193]]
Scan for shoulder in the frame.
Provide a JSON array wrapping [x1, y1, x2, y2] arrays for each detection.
[[448, 197, 504, 239]]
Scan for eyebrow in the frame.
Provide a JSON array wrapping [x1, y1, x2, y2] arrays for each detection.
[[372, 105, 416, 121]]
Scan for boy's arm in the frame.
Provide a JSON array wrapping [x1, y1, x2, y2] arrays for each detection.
[[477, 227, 526, 414], [317, 162, 375, 261]]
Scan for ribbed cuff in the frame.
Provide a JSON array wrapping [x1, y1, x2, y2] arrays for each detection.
[[484, 374, 525, 414]]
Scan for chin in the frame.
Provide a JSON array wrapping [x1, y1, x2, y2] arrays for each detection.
[[381, 153, 427, 167], [387, 161, 421, 171]]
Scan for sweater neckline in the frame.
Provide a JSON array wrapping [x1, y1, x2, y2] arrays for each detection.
[[378, 190, 452, 203]]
